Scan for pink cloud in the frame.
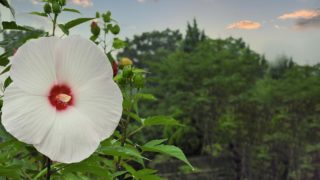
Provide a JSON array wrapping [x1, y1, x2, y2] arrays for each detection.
[[227, 20, 261, 30], [278, 9, 320, 20], [70, 0, 93, 7]]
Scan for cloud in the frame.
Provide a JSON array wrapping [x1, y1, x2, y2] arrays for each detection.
[[278, 9, 320, 20], [227, 20, 261, 30], [295, 15, 320, 29], [279, 9, 320, 30], [70, 0, 93, 7]]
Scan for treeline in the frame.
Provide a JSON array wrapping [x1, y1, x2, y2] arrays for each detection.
[[118, 20, 320, 179]]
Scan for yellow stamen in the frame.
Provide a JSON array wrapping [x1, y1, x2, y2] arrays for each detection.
[[56, 94, 72, 103]]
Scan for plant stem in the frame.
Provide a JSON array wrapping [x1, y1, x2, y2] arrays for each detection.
[[127, 126, 144, 138], [52, 13, 58, 36], [46, 157, 51, 180], [116, 77, 133, 171]]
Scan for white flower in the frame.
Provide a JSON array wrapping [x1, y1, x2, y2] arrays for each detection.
[[1, 36, 123, 163]]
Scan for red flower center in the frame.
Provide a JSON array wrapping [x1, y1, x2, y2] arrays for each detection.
[[48, 84, 74, 111]]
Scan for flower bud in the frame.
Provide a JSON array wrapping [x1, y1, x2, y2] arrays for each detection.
[[119, 57, 133, 69], [44, 3, 52, 14], [90, 21, 100, 36], [103, 11, 111, 23], [122, 66, 133, 78], [133, 74, 145, 88], [112, 61, 118, 77], [52, 2, 61, 14]]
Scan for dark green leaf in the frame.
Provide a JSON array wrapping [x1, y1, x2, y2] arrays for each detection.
[[0, 0, 14, 16], [0, 65, 10, 75], [4, 77, 12, 88], [30, 12, 48, 17], [62, 8, 81, 14], [64, 18, 94, 30], [58, 24, 69, 35], [2, 21, 31, 31]]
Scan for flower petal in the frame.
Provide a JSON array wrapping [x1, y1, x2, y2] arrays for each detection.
[[55, 36, 113, 89], [34, 107, 101, 163], [1, 84, 56, 144], [75, 76, 123, 141], [10, 37, 58, 95]]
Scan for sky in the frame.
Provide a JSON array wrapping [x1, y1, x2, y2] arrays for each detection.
[[1, 0, 320, 65]]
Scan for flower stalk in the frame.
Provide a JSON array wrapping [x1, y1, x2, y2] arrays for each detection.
[[46, 157, 51, 180]]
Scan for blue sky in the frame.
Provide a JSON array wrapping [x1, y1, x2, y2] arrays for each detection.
[[2, 0, 320, 64]]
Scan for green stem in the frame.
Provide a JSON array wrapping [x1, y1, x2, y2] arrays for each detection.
[[33, 162, 61, 180], [116, 75, 134, 171], [127, 126, 144, 138], [52, 13, 58, 36], [46, 157, 51, 180]]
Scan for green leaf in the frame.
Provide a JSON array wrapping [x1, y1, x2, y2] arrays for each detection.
[[62, 163, 111, 179], [113, 38, 127, 49], [0, 165, 21, 179], [135, 169, 164, 180], [30, 12, 47, 17], [134, 93, 157, 101], [0, 52, 10, 66], [111, 171, 127, 179], [62, 8, 81, 14], [2, 21, 31, 31], [58, 24, 69, 35], [64, 17, 94, 30], [0, 0, 14, 16], [142, 143, 193, 169], [99, 145, 145, 165], [143, 116, 182, 127], [0, 65, 10, 75], [144, 139, 167, 147], [4, 77, 12, 88]]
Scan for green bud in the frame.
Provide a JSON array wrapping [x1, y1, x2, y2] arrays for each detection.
[[59, 0, 66, 6], [133, 74, 145, 88], [43, 3, 52, 14], [111, 25, 120, 35], [117, 76, 126, 86], [102, 11, 111, 22], [90, 21, 100, 36], [122, 66, 133, 78], [52, 2, 61, 14], [95, 11, 100, 18]]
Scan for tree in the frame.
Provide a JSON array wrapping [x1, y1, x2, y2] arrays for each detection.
[[182, 19, 206, 52]]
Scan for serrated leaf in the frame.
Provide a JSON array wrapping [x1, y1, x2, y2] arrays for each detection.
[[62, 8, 81, 14], [64, 17, 94, 30], [142, 143, 193, 169], [143, 116, 182, 127], [30, 12, 47, 17]]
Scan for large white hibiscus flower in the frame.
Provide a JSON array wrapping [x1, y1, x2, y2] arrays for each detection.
[[1, 36, 123, 163]]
